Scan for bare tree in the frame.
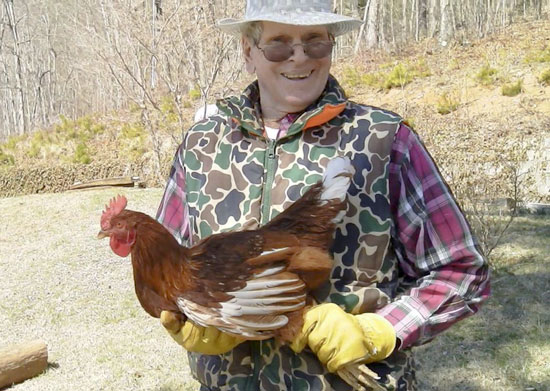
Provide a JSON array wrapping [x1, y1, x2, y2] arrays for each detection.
[[439, 0, 454, 46], [73, 0, 244, 180], [354, 0, 371, 54], [427, 0, 439, 37], [417, 0, 428, 41], [365, 0, 380, 48], [3, 0, 28, 135], [2, 0, 550, 142]]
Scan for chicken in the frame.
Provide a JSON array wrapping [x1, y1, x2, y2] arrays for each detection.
[[98, 156, 353, 342]]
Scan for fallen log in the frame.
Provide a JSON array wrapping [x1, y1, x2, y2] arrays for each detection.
[[0, 340, 48, 389], [68, 176, 143, 191]]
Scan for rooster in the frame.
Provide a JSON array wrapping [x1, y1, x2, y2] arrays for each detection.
[[98, 157, 353, 342]]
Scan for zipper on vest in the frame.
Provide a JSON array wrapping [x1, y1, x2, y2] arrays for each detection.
[[260, 138, 278, 225], [246, 139, 277, 391]]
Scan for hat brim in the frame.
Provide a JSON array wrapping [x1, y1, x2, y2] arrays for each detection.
[[218, 11, 362, 37]]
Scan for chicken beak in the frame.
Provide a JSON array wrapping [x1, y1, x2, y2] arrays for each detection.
[[97, 230, 109, 239]]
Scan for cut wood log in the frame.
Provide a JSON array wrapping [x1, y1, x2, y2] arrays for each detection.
[[69, 176, 143, 191], [0, 340, 48, 389]]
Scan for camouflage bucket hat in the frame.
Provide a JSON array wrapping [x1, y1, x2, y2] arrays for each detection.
[[218, 0, 362, 37]]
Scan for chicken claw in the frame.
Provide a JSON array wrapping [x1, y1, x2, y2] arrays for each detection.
[[160, 310, 185, 333], [337, 363, 385, 391]]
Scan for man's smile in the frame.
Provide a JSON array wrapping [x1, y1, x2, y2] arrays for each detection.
[[281, 70, 314, 80]]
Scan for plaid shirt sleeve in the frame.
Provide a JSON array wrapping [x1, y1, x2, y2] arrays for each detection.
[[156, 145, 190, 245], [377, 123, 491, 350]]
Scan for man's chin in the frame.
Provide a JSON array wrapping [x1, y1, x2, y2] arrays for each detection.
[[284, 96, 320, 112]]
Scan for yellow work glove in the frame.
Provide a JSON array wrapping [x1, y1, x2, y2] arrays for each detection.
[[289, 303, 396, 372], [160, 311, 245, 355]]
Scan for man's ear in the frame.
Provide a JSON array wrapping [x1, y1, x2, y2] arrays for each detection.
[[242, 36, 256, 74]]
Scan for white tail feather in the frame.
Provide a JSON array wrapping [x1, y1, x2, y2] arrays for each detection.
[[322, 156, 354, 202], [223, 315, 289, 330]]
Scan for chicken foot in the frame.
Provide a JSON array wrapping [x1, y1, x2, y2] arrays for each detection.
[[337, 363, 386, 391]]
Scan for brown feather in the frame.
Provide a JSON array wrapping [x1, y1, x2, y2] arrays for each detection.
[[287, 247, 333, 290]]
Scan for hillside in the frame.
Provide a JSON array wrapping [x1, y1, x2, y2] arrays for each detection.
[[0, 19, 549, 199], [335, 18, 550, 117]]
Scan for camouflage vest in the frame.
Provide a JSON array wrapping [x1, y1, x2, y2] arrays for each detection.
[[180, 77, 415, 391]]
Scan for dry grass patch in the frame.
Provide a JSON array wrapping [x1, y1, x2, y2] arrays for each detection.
[[0, 188, 199, 391]]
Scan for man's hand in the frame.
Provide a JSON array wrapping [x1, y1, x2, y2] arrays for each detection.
[[160, 310, 245, 355], [289, 303, 396, 390]]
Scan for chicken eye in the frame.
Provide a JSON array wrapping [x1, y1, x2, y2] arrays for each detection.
[[116, 222, 123, 228]]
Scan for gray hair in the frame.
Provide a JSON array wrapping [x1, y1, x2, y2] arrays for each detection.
[[242, 21, 335, 44], [242, 21, 263, 44]]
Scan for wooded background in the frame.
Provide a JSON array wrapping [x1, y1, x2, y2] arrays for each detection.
[[1, 0, 548, 140]]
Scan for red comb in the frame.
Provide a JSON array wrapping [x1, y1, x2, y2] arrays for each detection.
[[100, 195, 127, 230]]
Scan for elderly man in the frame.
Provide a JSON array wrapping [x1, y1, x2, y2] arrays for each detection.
[[156, 1, 490, 390]]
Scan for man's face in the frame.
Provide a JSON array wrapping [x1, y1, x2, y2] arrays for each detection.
[[243, 22, 332, 118]]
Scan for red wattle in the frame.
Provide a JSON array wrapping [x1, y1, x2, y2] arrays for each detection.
[[110, 236, 131, 257]]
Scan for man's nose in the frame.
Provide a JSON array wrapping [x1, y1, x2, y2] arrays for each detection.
[[289, 43, 308, 62]]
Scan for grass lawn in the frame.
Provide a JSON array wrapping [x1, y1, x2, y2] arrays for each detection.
[[0, 188, 548, 390], [417, 215, 550, 391]]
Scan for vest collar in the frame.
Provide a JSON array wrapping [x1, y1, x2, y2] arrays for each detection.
[[217, 75, 348, 138]]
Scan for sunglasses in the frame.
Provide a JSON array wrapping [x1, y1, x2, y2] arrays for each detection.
[[256, 40, 334, 62]]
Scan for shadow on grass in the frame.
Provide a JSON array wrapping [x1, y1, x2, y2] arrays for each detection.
[[493, 214, 550, 248], [416, 216, 550, 391]]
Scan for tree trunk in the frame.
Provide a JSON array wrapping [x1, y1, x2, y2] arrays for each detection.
[[428, 0, 439, 38], [365, 0, 379, 48], [439, 0, 454, 46], [416, 0, 429, 41], [354, 0, 371, 54], [3, 0, 29, 135], [390, 0, 396, 46], [402, 0, 408, 37]]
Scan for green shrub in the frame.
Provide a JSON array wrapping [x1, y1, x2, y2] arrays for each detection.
[[525, 46, 550, 63], [436, 93, 460, 114], [384, 63, 413, 89], [341, 66, 364, 88], [340, 60, 430, 91], [341, 66, 383, 90], [189, 86, 201, 101], [120, 123, 147, 161], [408, 58, 432, 78], [160, 95, 180, 124], [121, 122, 146, 140], [475, 64, 498, 86], [55, 115, 105, 142], [78, 116, 105, 137], [26, 131, 48, 158], [383, 60, 430, 89], [361, 72, 384, 88], [56, 115, 77, 139], [3, 135, 24, 151], [501, 80, 522, 97], [73, 142, 91, 164], [536, 47, 550, 62], [539, 68, 550, 85], [0, 148, 14, 165], [12, 115, 107, 163]]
